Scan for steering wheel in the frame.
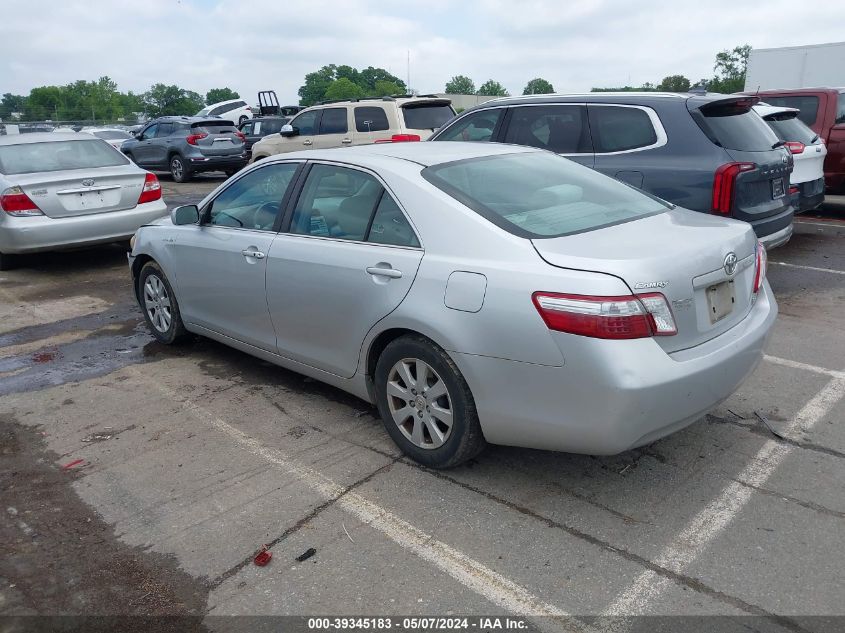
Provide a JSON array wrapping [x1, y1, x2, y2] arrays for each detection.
[[253, 201, 280, 230], [214, 210, 244, 228]]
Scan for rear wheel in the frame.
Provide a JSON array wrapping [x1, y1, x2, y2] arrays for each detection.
[[374, 335, 486, 468], [138, 262, 189, 345], [0, 252, 17, 271], [169, 154, 192, 183]]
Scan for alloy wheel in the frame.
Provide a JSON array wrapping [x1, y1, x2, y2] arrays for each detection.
[[386, 358, 453, 449], [171, 158, 183, 180], [143, 274, 172, 333]]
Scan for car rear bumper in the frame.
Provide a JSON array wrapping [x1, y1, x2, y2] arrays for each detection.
[[758, 222, 793, 250], [187, 153, 248, 173], [0, 199, 168, 254], [453, 283, 777, 455], [795, 177, 825, 213]]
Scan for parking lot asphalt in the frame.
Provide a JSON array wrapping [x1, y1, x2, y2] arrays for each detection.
[[0, 176, 843, 629]]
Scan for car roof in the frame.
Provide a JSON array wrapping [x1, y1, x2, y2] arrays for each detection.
[[0, 132, 92, 146]]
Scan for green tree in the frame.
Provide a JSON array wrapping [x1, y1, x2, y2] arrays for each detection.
[[373, 80, 403, 96], [0, 93, 28, 120], [323, 78, 365, 101], [206, 87, 240, 104], [657, 75, 690, 92], [24, 86, 64, 120], [360, 66, 406, 94], [298, 65, 406, 106], [522, 78, 555, 95], [477, 80, 509, 97], [710, 44, 752, 93], [298, 65, 338, 106], [445, 75, 475, 94], [142, 84, 205, 118]]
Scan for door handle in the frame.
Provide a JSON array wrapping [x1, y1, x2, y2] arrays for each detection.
[[366, 266, 402, 279], [342, 138, 352, 145], [242, 249, 266, 259], [303, 139, 313, 146]]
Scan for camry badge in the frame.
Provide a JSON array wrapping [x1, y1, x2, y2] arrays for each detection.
[[724, 252, 738, 276], [634, 281, 668, 289], [82, 179, 95, 187]]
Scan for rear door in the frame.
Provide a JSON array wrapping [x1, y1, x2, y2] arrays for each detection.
[[266, 162, 423, 377], [588, 104, 665, 187], [502, 104, 594, 167], [312, 107, 353, 149], [353, 105, 394, 145], [190, 121, 245, 157], [287, 109, 321, 150]]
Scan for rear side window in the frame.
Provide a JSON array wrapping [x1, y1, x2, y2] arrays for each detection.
[[838, 93, 845, 124], [504, 105, 591, 154], [402, 103, 455, 130], [319, 108, 348, 135], [763, 114, 817, 144], [368, 194, 420, 247], [0, 139, 128, 175], [588, 106, 657, 153], [696, 103, 779, 151], [155, 123, 174, 137], [763, 96, 819, 126], [435, 108, 503, 142], [355, 106, 390, 132]]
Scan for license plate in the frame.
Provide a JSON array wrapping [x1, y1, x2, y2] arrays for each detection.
[[76, 191, 106, 208], [706, 280, 735, 324], [771, 177, 785, 199]]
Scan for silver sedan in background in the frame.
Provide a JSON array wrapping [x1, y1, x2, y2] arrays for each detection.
[[0, 133, 167, 270], [129, 143, 776, 468]]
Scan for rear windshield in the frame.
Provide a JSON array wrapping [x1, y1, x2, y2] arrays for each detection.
[[0, 139, 128, 175], [422, 152, 669, 239], [763, 114, 817, 144], [192, 122, 237, 134], [762, 96, 819, 126], [696, 103, 779, 151], [93, 130, 132, 140], [401, 103, 455, 130]]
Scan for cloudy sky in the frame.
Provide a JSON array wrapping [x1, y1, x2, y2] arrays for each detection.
[[2, 0, 844, 102]]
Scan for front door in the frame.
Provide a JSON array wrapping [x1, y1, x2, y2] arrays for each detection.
[[312, 107, 354, 149], [131, 123, 158, 165], [168, 162, 302, 351], [266, 162, 424, 377]]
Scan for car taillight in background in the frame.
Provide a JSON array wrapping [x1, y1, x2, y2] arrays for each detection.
[[784, 141, 805, 154], [374, 134, 422, 144], [753, 241, 767, 295], [186, 133, 208, 145], [712, 162, 755, 216], [0, 186, 44, 216], [137, 173, 161, 204], [532, 292, 677, 340], [235, 131, 246, 142]]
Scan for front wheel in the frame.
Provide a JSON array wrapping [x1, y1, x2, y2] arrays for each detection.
[[169, 155, 192, 183], [138, 262, 189, 345], [374, 335, 486, 468]]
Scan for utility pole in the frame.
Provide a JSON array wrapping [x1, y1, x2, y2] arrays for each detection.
[[407, 50, 410, 95]]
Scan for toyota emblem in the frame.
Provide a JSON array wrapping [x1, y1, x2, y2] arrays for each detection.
[[724, 252, 738, 276], [82, 179, 95, 187]]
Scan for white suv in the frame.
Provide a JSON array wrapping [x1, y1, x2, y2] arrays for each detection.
[[196, 99, 254, 125], [250, 95, 455, 161]]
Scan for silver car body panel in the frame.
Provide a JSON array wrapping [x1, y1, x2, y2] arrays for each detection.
[[130, 142, 777, 455]]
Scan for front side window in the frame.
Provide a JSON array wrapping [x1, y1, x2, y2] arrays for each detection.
[[0, 139, 129, 175], [140, 124, 158, 140], [240, 122, 254, 135], [355, 106, 390, 132], [291, 110, 319, 135], [435, 108, 503, 142], [207, 163, 299, 231], [422, 151, 669, 239], [319, 108, 348, 135], [588, 106, 658, 153], [504, 105, 591, 154], [764, 96, 820, 126]]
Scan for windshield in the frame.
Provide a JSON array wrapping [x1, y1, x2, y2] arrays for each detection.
[[93, 130, 132, 140], [763, 114, 817, 145], [422, 151, 669, 239], [402, 103, 456, 130], [0, 139, 129, 175]]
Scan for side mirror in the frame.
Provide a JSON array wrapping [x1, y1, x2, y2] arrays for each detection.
[[280, 124, 299, 137], [171, 204, 200, 226]]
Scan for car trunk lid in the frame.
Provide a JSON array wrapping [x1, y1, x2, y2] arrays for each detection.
[[190, 121, 245, 157], [531, 209, 758, 353]]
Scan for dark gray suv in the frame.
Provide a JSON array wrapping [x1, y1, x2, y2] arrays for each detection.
[[430, 93, 794, 248], [122, 116, 248, 183]]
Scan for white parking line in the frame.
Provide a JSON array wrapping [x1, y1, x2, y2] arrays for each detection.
[[769, 261, 845, 275], [793, 220, 845, 229], [764, 354, 845, 379], [603, 376, 845, 616], [137, 372, 573, 625]]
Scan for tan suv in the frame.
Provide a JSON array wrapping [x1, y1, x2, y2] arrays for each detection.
[[249, 95, 455, 161]]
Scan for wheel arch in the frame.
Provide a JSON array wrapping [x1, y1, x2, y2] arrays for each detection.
[[131, 254, 155, 303]]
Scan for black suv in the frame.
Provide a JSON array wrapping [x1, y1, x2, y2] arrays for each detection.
[[122, 116, 248, 182], [431, 93, 795, 248]]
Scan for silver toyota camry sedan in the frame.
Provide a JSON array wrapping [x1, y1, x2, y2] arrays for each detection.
[[129, 142, 776, 468], [0, 133, 167, 270]]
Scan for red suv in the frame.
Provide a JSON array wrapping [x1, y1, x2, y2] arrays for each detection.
[[741, 88, 845, 191]]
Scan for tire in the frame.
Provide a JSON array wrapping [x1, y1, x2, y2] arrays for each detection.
[[0, 252, 17, 271], [239, 115, 248, 125], [374, 335, 486, 468], [169, 154, 192, 183], [225, 169, 238, 177], [138, 261, 189, 345]]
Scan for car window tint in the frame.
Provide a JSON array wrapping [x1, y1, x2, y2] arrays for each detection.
[[155, 123, 174, 137], [435, 108, 503, 142], [764, 96, 820, 126], [141, 124, 157, 139], [264, 120, 284, 134], [207, 163, 298, 231], [367, 193, 420, 247], [291, 110, 319, 135], [402, 103, 455, 130], [0, 139, 129, 175], [589, 106, 657, 153], [319, 108, 348, 135], [290, 164, 383, 241], [241, 122, 254, 135], [504, 105, 591, 154], [355, 107, 390, 132], [696, 102, 779, 152], [763, 114, 817, 144], [209, 104, 226, 116]]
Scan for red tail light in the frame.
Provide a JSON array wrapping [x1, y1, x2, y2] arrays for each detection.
[[137, 173, 161, 204], [788, 185, 799, 195], [0, 186, 44, 216], [712, 162, 755, 216], [784, 141, 805, 154], [532, 292, 677, 340], [374, 134, 422, 144], [186, 133, 208, 145], [235, 131, 246, 142], [753, 241, 767, 294]]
